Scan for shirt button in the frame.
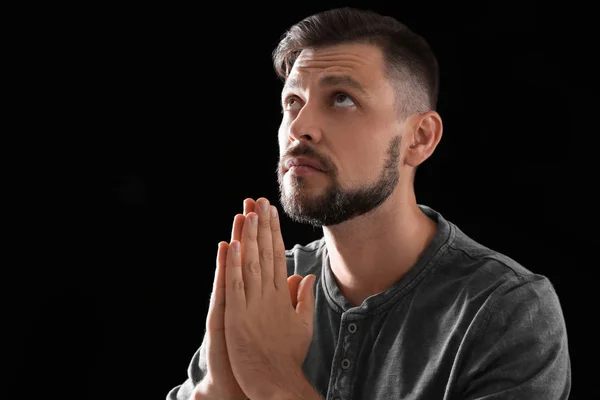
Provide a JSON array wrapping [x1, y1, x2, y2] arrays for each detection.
[[341, 358, 351, 369], [348, 323, 357, 333]]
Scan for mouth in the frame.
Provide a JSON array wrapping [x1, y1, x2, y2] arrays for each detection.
[[287, 165, 324, 175], [284, 157, 326, 174]]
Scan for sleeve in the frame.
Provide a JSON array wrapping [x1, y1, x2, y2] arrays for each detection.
[[457, 276, 571, 399], [166, 334, 208, 400]]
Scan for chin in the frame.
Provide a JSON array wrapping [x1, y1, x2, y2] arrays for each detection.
[[284, 177, 324, 198]]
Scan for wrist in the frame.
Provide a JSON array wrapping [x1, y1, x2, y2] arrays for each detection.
[[192, 379, 248, 400]]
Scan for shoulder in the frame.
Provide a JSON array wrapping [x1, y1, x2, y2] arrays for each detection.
[[424, 219, 566, 325], [437, 220, 550, 294], [430, 225, 570, 396]]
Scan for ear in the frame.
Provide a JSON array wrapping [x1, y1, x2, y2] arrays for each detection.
[[404, 111, 443, 168]]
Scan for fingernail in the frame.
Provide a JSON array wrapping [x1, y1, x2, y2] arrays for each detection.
[[259, 199, 269, 213], [232, 241, 240, 252], [270, 205, 278, 219]]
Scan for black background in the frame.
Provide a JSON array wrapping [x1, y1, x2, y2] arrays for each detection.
[[12, 1, 593, 399]]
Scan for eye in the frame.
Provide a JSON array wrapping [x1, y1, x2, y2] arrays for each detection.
[[333, 93, 356, 108], [282, 96, 301, 111]]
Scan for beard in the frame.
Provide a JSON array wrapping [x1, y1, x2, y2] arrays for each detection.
[[277, 135, 401, 227]]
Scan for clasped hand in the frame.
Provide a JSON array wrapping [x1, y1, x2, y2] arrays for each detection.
[[223, 197, 316, 400]]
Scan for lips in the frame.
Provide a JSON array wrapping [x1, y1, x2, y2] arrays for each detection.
[[284, 157, 325, 172]]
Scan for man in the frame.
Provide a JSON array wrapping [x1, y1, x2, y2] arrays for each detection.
[[168, 7, 571, 400]]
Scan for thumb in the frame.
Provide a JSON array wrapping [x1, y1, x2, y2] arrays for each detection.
[[296, 274, 316, 330]]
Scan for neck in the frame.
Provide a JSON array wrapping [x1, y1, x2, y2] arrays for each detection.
[[321, 186, 437, 307]]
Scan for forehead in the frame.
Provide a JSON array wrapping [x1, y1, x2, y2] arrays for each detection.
[[286, 43, 387, 89]]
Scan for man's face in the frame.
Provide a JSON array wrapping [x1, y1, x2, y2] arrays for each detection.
[[277, 42, 405, 227]]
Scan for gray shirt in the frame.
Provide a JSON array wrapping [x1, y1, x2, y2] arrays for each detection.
[[167, 204, 571, 399]]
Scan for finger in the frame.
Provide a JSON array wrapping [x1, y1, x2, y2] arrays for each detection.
[[225, 240, 246, 310], [231, 214, 245, 242], [255, 198, 275, 296], [287, 275, 303, 309], [297, 274, 316, 333], [241, 212, 262, 305], [207, 241, 228, 332], [238, 215, 255, 307], [243, 198, 256, 215], [269, 204, 288, 293]]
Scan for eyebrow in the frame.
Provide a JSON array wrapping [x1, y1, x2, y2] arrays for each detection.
[[283, 75, 369, 97]]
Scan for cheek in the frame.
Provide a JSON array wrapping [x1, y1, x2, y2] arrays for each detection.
[[339, 140, 390, 182], [334, 146, 369, 182], [277, 124, 288, 154]]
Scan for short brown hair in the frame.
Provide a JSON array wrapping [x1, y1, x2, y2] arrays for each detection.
[[272, 7, 439, 118]]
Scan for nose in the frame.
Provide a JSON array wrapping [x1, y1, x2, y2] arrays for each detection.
[[287, 102, 324, 144]]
